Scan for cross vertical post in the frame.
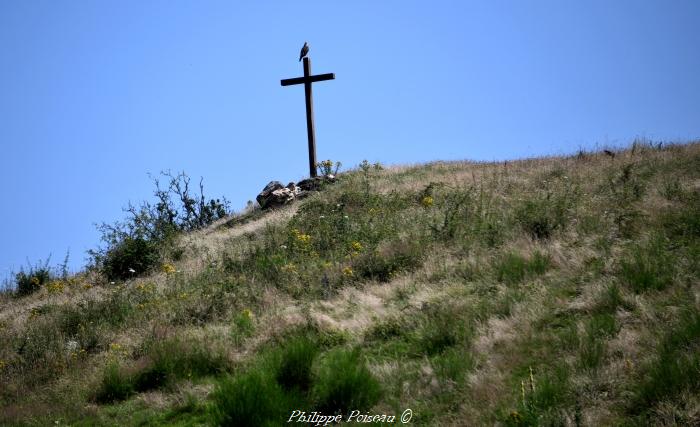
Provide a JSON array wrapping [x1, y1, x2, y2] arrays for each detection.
[[281, 57, 335, 178], [303, 57, 317, 178]]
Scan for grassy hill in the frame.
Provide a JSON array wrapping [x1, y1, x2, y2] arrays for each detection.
[[1, 141, 699, 426]]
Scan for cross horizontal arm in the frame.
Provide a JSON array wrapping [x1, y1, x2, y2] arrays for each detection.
[[280, 73, 336, 86]]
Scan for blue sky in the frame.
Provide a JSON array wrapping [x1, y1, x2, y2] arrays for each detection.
[[1, 0, 699, 279]]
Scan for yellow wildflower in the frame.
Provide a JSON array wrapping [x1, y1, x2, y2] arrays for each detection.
[[30, 277, 40, 286], [136, 282, 154, 293], [161, 263, 176, 275], [109, 343, 122, 352], [421, 195, 434, 207], [342, 267, 354, 277], [242, 308, 253, 319], [281, 263, 298, 273], [351, 241, 363, 252], [47, 280, 65, 294]]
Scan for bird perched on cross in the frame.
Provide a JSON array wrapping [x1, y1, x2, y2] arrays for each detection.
[[299, 42, 309, 62]]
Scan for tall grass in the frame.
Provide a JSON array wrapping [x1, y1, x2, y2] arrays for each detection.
[[312, 348, 382, 415], [630, 308, 700, 416], [619, 235, 675, 293]]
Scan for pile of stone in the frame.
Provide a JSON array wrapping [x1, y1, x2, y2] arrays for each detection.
[[256, 175, 336, 209]]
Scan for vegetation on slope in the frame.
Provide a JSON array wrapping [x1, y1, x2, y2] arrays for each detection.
[[0, 140, 699, 426]]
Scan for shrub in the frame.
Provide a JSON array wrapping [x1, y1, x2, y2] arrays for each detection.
[[312, 348, 381, 415], [515, 195, 569, 240], [274, 336, 319, 392], [90, 171, 230, 280], [210, 369, 287, 427], [101, 236, 160, 281], [14, 259, 52, 297]]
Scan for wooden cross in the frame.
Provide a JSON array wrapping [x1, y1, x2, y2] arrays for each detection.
[[281, 57, 335, 178]]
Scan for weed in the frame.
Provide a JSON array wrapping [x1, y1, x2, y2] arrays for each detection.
[[316, 159, 342, 176]]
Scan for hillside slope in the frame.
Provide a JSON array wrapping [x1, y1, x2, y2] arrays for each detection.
[[1, 142, 699, 426]]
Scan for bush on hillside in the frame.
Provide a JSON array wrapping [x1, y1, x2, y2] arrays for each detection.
[[15, 265, 52, 296], [100, 236, 160, 281], [90, 171, 230, 281], [312, 348, 381, 415], [210, 369, 288, 427], [13, 255, 69, 297]]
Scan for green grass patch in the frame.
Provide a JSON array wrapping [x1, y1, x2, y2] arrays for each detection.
[[312, 347, 382, 416], [629, 308, 700, 417], [94, 337, 228, 403], [94, 362, 134, 404], [619, 235, 675, 293], [502, 366, 571, 427], [495, 251, 551, 285], [210, 368, 288, 427], [273, 335, 319, 392], [578, 313, 617, 371]]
